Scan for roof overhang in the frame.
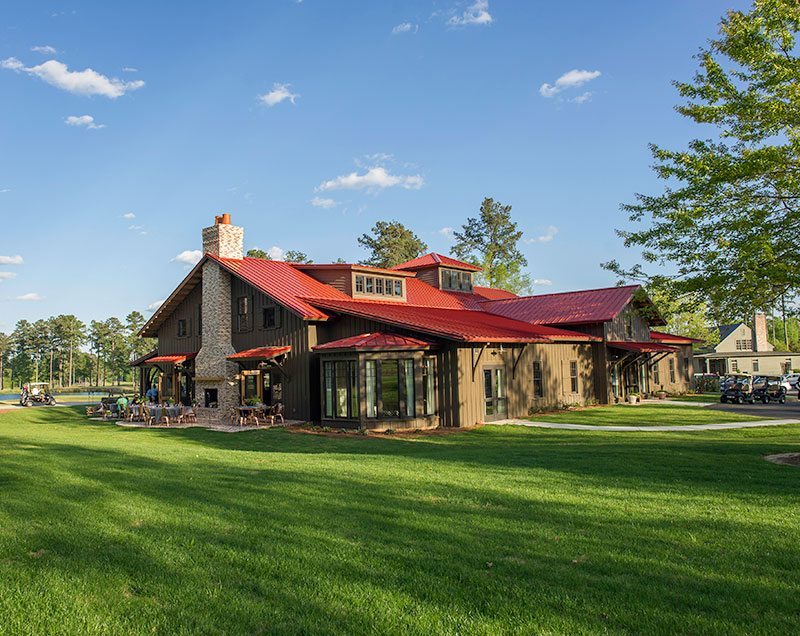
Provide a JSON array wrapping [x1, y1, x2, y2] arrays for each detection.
[[607, 341, 677, 353], [313, 333, 436, 353], [130, 349, 158, 367], [135, 352, 198, 366], [227, 345, 292, 362]]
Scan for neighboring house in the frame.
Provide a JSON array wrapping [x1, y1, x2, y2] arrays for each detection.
[[695, 315, 800, 376], [134, 216, 695, 428]]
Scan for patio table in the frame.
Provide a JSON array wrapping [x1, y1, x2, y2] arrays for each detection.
[[150, 405, 181, 425], [238, 406, 264, 426]]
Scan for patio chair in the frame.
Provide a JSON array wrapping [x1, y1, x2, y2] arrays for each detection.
[[141, 406, 155, 426], [257, 405, 275, 427], [272, 402, 285, 425], [181, 405, 197, 424]]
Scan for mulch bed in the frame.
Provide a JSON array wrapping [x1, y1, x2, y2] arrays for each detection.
[[764, 453, 800, 467], [286, 424, 483, 439]]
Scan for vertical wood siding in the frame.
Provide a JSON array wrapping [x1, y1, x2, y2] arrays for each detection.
[[157, 284, 202, 354]]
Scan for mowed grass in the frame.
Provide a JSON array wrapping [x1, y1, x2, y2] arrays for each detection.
[[0, 409, 799, 634], [666, 394, 720, 403], [532, 404, 764, 427]]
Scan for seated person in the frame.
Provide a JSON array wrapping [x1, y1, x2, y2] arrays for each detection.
[[116, 395, 129, 415]]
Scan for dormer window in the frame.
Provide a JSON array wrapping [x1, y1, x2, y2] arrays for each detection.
[[441, 268, 473, 292], [354, 273, 404, 298]]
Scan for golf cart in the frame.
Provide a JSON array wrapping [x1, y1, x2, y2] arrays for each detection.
[[19, 383, 57, 407], [750, 376, 787, 404], [719, 373, 752, 404]]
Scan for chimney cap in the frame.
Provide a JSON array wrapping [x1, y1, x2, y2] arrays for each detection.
[[215, 213, 231, 225]]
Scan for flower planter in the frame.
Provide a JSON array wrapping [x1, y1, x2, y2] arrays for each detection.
[[627, 395, 639, 405], [656, 391, 667, 400]]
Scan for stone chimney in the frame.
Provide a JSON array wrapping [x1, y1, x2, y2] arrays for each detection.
[[202, 213, 244, 259], [753, 311, 773, 352], [194, 214, 241, 412]]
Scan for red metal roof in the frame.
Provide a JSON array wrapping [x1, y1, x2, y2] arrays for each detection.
[[210, 255, 350, 321], [649, 330, 702, 344], [227, 345, 292, 361], [607, 341, 677, 353], [473, 286, 517, 301], [148, 352, 198, 364], [293, 263, 415, 277], [313, 333, 433, 352], [303, 298, 600, 343], [392, 252, 482, 272], [482, 285, 642, 325]]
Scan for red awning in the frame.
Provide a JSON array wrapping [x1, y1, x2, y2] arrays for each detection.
[[147, 352, 198, 364], [313, 332, 434, 352], [607, 341, 677, 353], [227, 345, 292, 362]]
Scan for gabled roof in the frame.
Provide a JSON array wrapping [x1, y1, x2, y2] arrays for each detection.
[[473, 286, 517, 301], [392, 252, 482, 272], [313, 333, 434, 352], [718, 323, 745, 342], [303, 297, 600, 343], [292, 263, 415, 277], [650, 330, 702, 344], [210, 255, 349, 321], [481, 285, 646, 325]]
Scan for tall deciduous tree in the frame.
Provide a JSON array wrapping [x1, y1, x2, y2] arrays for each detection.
[[246, 248, 269, 259], [357, 221, 428, 269], [452, 198, 532, 294], [605, 0, 800, 319], [284, 250, 313, 264]]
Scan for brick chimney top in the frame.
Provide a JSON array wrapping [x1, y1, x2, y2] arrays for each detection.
[[202, 214, 243, 259], [753, 311, 773, 352]]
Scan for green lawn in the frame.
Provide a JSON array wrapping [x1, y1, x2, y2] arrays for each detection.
[[667, 394, 720, 403], [1, 408, 799, 634], [532, 404, 763, 427]]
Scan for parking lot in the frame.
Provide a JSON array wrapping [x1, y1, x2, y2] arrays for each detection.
[[709, 393, 800, 419]]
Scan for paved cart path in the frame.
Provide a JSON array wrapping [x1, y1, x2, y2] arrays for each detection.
[[496, 418, 800, 432]]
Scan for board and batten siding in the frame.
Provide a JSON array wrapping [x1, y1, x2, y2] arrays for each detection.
[[229, 277, 318, 421], [449, 342, 597, 427], [156, 284, 202, 355], [649, 344, 694, 394], [605, 307, 651, 342]]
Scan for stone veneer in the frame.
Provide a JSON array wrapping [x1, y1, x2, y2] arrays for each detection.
[[202, 222, 244, 259], [194, 250, 240, 414]]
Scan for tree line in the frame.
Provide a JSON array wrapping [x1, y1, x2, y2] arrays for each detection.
[[0, 313, 155, 391]]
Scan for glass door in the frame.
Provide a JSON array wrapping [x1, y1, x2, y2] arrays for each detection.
[[483, 367, 507, 421]]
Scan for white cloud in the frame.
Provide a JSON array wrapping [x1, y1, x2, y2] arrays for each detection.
[[31, 45, 57, 55], [16, 292, 43, 301], [0, 189, 10, 193], [65, 114, 106, 129], [528, 225, 559, 243], [392, 22, 418, 34], [533, 279, 553, 286], [267, 246, 286, 261], [172, 250, 203, 266], [438, 227, 455, 240], [0, 255, 23, 265], [2, 58, 144, 98], [0, 272, 17, 281], [122, 67, 138, 72], [128, 225, 144, 231], [258, 83, 299, 107], [569, 91, 593, 104], [123, 212, 136, 219], [448, 0, 493, 26], [539, 69, 601, 98], [1, 57, 24, 71], [310, 196, 338, 209], [317, 166, 424, 193], [147, 300, 164, 311]]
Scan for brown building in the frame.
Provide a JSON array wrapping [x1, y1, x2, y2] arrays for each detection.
[[134, 216, 694, 428]]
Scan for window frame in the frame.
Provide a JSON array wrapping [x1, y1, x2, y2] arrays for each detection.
[[422, 356, 436, 416], [262, 304, 279, 330], [569, 360, 579, 393], [177, 318, 188, 338], [322, 359, 359, 420], [236, 295, 252, 332], [532, 361, 544, 398], [669, 357, 676, 382]]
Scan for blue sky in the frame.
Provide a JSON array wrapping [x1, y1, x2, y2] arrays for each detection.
[[0, 0, 749, 332]]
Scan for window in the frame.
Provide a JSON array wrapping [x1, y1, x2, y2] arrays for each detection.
[[735, 339, 752, 351], [784, 359, 792, 374], [394, 280, 403, 296], [263, 305, 278, 329], [653, 362, 660, 385], [624, 313, 633, 339], [323, 360, 358, 419], [533, 361, 544, 398], [684, 356, 691, 381], [384, 278, 394, 296], [569, 360, 578, 393], [177, 319, 187, 338], [375, 278, 384, 295], [237, 296, 251, 331], [355, 274, 403, 298], [366, 361, 378, 418], [441, 268, 473, 292], [669, 358, 676, 382], [752, 359, 759, 373], [365, 277, 374, 293], [403, 359, 415, 417], [731, 359, 739, 372], [422, 357, 436, 416], [355, 275, 365, 293], [380, 360, 400, 418]]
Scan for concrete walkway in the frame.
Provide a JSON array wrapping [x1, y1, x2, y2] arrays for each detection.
[[496, 418, 800, 432]]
